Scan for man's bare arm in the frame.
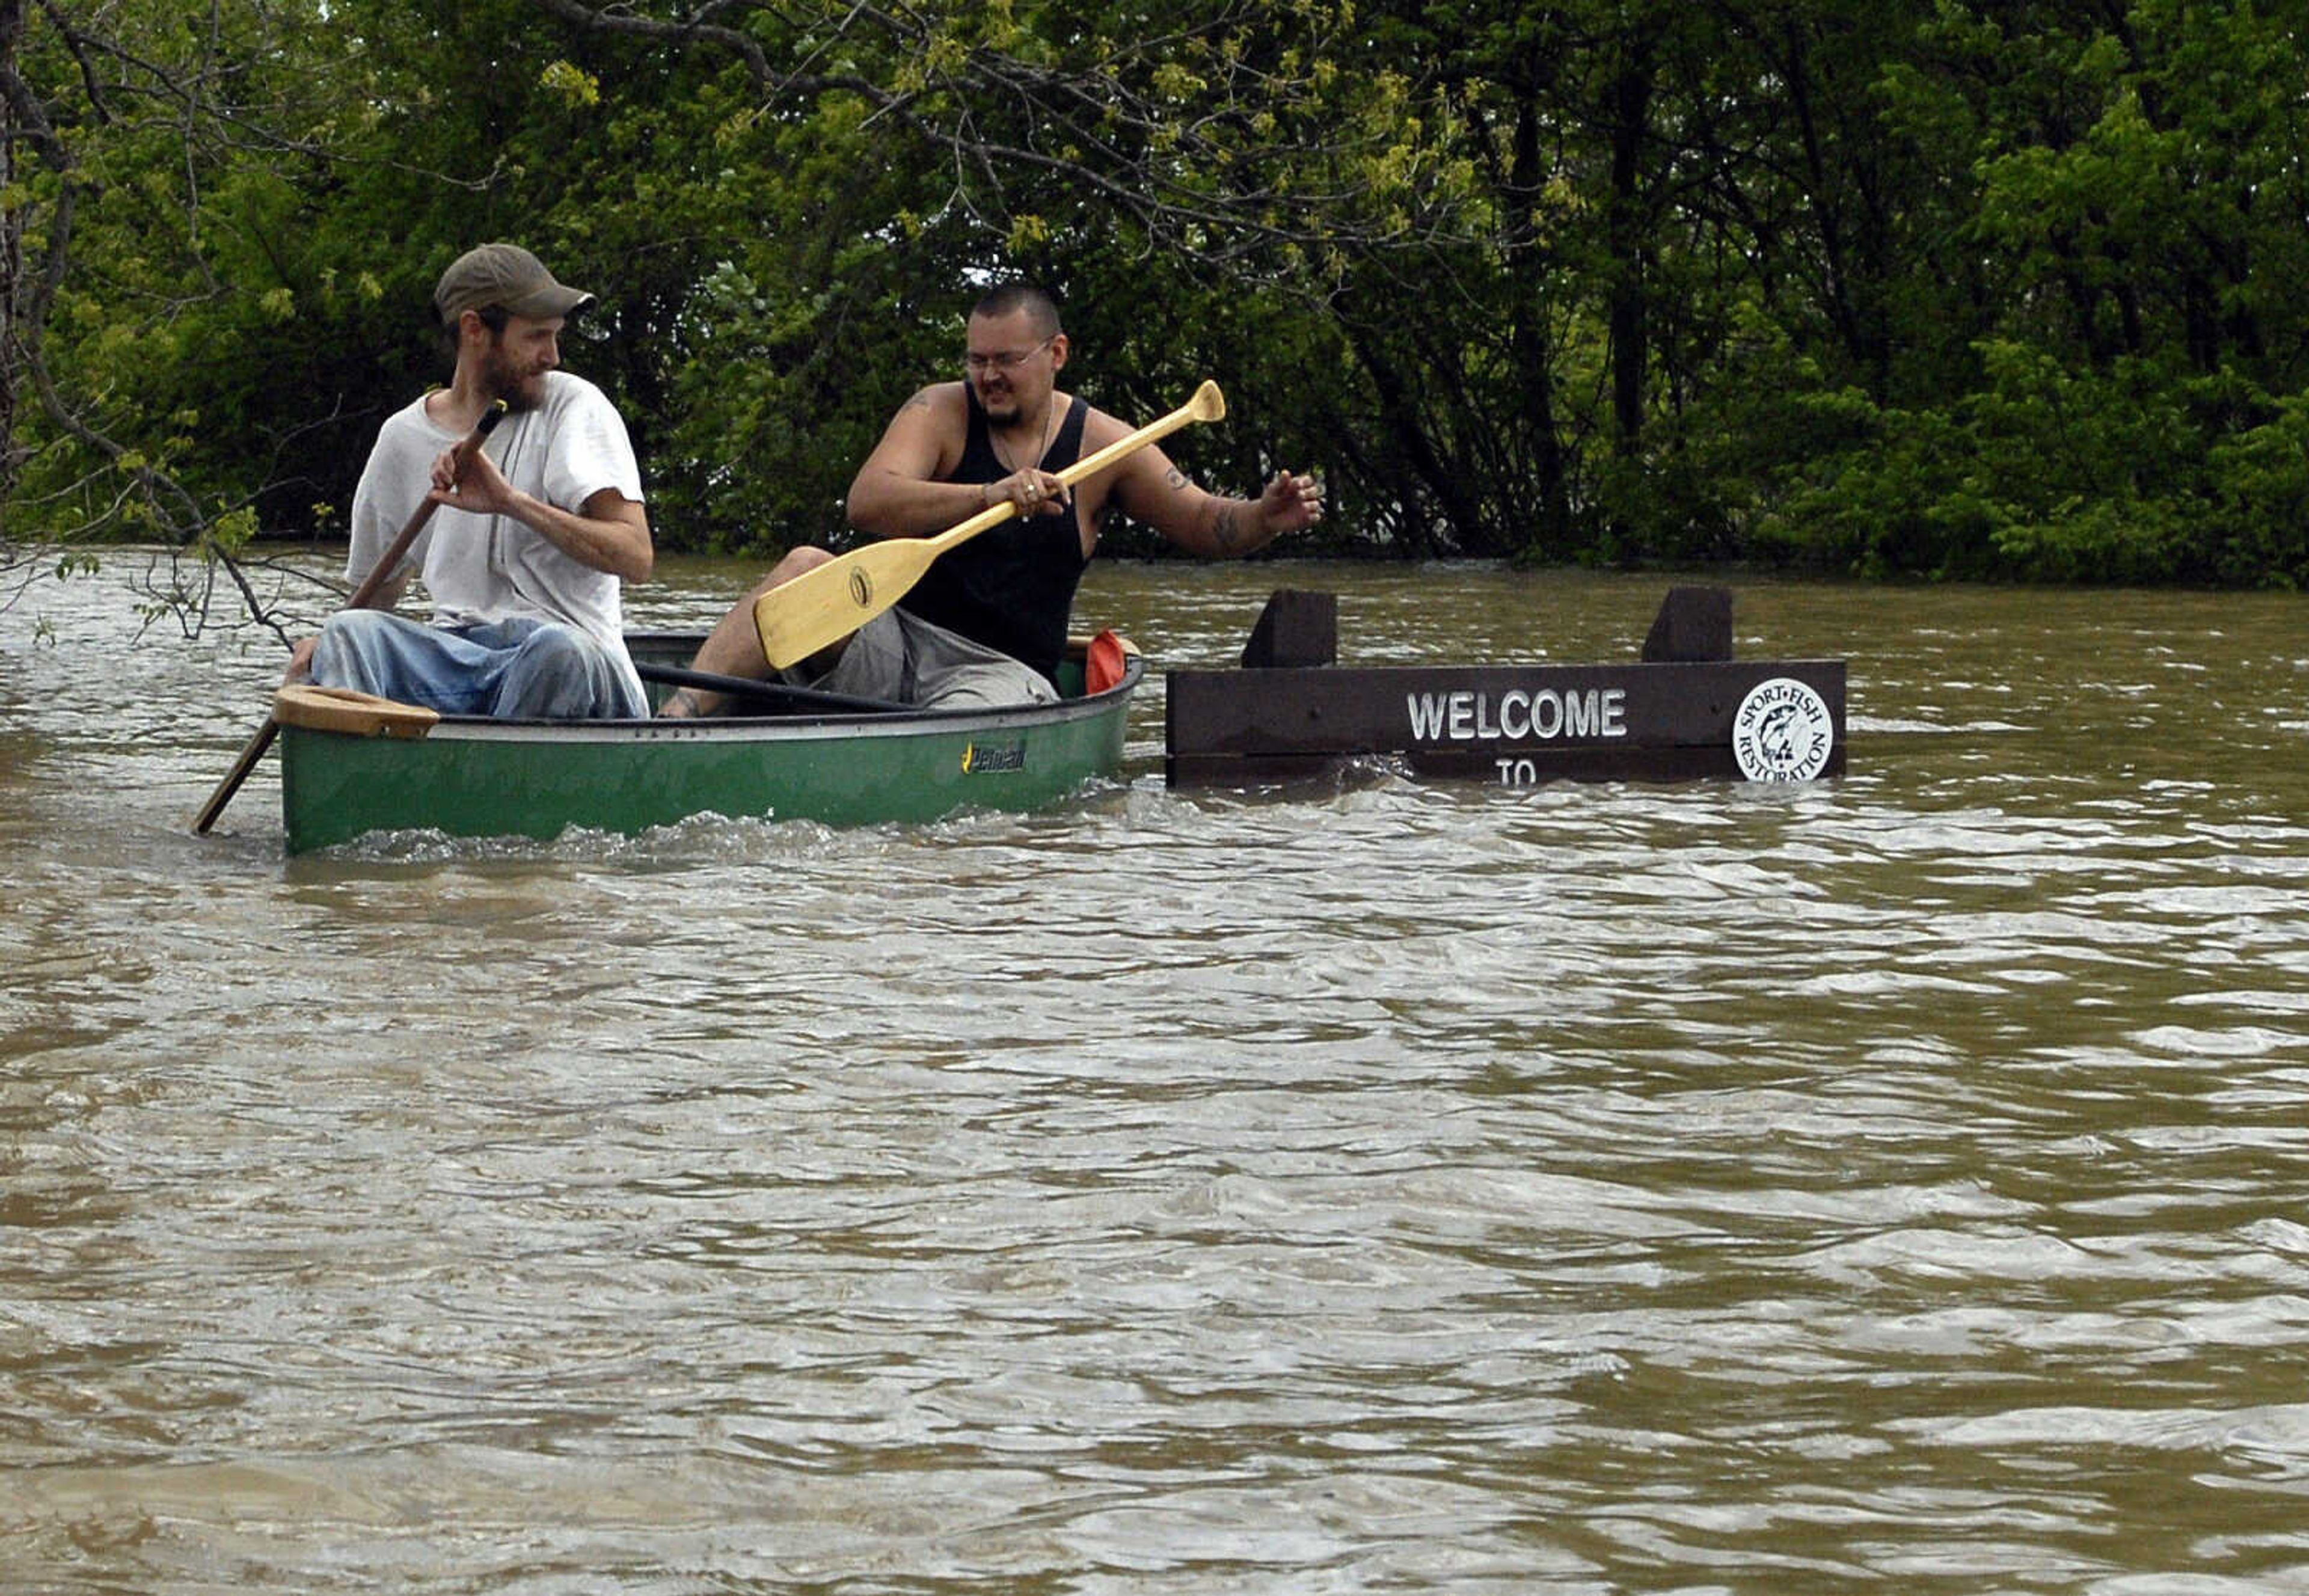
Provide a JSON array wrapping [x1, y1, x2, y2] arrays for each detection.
[[1112, 446, 1325, 559], [845, 386, 989, 538]]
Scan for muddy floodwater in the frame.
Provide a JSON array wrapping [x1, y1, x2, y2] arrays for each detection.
[[6, 554, 2309, 1592]]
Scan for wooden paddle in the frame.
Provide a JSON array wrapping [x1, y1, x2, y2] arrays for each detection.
[[189, 400, 508, 835], [753, 379, 1226, 670]]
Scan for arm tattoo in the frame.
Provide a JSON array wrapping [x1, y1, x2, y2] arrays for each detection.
[[1210, 505, 1243, 553]]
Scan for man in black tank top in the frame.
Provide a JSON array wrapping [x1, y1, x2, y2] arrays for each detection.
[[891, 382, 1093, 686], [662, 283, 1325, 716]]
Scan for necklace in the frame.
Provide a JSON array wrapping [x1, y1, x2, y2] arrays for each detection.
[[992, 399, 1060, 477]]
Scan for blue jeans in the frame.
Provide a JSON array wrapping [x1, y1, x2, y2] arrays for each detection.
[[312, 612, 646, 719]]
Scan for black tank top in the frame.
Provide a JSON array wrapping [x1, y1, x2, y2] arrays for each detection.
[[897, 387, 1091, 685]]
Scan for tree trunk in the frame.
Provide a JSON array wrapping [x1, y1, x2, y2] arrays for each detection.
[[1607, 28, 1657, 452], [1, 0, 23, 512]]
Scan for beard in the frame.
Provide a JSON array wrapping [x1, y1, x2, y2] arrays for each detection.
[[975, 380, 1024, 425], [482, 347, 547, 413]]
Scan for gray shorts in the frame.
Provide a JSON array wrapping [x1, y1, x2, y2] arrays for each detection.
[[790, 608, 1059, 710]]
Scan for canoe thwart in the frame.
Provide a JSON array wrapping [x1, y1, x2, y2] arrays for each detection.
[[632, 661, 908, 716], [1066, 631, 1141, 663]]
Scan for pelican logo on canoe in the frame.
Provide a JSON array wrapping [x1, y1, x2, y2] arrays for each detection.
[[961, 741, 1026, 775], [1732, 677, 1835, 781], [848, 568, 874, 608]]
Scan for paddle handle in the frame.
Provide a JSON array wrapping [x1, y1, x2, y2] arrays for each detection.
[[189, 401, 507, 835], [927, 379, 1227, 556]]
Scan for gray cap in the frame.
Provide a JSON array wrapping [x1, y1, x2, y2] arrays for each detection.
[[434, 243, 595, 325]]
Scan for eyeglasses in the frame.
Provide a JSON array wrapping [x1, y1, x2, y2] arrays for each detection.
[[964, 336, 1055, 374]]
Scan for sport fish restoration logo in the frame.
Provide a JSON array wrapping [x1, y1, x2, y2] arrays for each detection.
[[1732, 677, 1835, 781], [961, 741, 1026, 775]]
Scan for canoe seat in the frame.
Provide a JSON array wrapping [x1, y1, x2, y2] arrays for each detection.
[[272, 684, 439, 739]]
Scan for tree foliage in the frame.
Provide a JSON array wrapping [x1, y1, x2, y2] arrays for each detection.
[[3, 0, 322, 607], [6, 0, 2309, 616]]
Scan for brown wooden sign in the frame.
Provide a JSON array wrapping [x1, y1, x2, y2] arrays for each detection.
[[1164, 588, 1847, 790]]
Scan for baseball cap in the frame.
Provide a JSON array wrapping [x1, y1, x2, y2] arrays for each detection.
[[433, 244, 595, 325]]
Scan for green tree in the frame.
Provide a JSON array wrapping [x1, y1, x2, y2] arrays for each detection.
[[3, 0, 340, 615], [11, 0, 2309, 615]]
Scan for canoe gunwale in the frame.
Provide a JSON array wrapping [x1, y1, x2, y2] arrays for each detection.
[[410, 650, 1144, 745]]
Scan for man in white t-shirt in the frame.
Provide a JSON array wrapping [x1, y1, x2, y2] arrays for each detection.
[[288, 244, 653, 718]]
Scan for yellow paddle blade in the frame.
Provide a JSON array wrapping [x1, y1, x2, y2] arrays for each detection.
[[753, 538, 946, 669]]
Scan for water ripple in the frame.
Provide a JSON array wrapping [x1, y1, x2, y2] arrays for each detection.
[[8, 561, 2309, 1590]]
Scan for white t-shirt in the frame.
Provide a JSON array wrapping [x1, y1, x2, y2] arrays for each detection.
[[346, 371, 646, 695]]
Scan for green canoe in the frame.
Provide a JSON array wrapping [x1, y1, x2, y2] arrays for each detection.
[[274, 630, 1142, 854]]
